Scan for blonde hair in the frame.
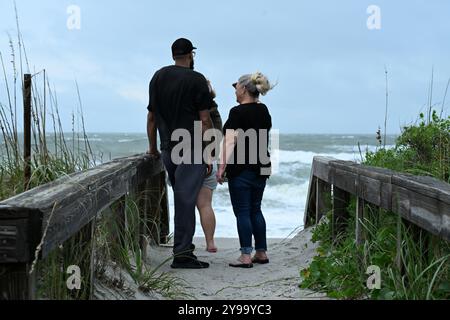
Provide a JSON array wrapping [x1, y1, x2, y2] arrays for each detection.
[[238, 72, 273, 97]]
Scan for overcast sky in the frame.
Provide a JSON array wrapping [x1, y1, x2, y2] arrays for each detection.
[[0, 0, 449, 134]]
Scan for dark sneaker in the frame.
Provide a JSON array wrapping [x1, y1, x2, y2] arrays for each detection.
[[171, 257, 210, 269], [174, 245, 197, 260]]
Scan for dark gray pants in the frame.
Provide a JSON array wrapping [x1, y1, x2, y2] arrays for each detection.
[[162, 150, 206, 256]]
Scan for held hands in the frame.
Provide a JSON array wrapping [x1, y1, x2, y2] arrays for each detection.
[[216, 166, 226, 185]]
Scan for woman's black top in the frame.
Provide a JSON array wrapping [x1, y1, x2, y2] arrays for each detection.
[[222, 102, 272, 179]]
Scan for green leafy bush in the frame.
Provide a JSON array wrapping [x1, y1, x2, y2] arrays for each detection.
[[366, 111, 449, 182]]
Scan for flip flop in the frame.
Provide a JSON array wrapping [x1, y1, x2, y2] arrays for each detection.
[[229, 262, 253, 268], [207, 247, 218, 253]]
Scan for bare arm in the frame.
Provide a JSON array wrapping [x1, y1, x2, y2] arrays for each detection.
[[198, 110, 213, 134], [147, 111, 159, 157], [216, 130, 237, 184]]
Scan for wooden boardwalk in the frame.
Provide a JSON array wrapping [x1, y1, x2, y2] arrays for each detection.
[[1, 155, 449, 300], [146, 230, 328, 300]]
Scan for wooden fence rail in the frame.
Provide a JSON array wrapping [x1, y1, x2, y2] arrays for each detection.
[[0, 154, 170, 300], [304, 156, 450, 244]]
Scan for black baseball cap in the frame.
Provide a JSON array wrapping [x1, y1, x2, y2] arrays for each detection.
[[171, 38, 197, 56]]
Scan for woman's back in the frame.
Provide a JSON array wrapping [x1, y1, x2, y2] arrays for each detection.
[[223, 102, 272, 178]]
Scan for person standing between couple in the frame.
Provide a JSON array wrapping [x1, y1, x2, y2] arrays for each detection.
[[196, 79, 222, 253]]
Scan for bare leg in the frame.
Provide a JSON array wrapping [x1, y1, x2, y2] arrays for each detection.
[[196, 187, 217, 252]]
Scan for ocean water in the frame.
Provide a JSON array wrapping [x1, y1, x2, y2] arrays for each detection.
[[81, 133, 396, 239], [1, 133, 397, 239]]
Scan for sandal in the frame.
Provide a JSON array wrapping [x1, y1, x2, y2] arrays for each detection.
[[229, 261, 253, 268], [252, 257, 270, 264]]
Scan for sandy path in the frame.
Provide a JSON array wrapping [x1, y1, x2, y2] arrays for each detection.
[[147, 227, 328, 300]]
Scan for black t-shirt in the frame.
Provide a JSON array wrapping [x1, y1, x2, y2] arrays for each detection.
[[148, 65, 213, 151], [222, 103, 272, 178]]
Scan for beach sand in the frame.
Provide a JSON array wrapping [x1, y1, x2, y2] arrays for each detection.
[[94, 227, 328, 300]]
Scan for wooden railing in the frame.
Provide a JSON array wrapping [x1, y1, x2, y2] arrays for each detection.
[[0, 154, 170, 300], [304, 157, 450, 244]]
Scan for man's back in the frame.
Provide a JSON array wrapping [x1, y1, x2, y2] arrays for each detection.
[[148, 65, 212, 151]]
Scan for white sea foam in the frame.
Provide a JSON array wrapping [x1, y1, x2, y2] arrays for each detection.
[[277, 150, 360, 164], [328, 144, 395, 153]]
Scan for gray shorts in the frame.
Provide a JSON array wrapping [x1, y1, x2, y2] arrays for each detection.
[[203, 163, 218, 191], [166, 163, 218, 191]]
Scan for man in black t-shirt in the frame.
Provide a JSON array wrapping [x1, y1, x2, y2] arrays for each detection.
[[147, 38, 213, 269]]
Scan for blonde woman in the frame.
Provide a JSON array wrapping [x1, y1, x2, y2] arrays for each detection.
[[217, 72, 273, 268]]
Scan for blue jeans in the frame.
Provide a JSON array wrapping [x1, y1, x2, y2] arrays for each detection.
[[228, 170, 268, 255]]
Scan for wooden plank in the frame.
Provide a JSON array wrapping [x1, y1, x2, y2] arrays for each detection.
[[0, 208, 42, 264], [358, 175, 381, 207], [329, 160, 360, 174], [65, 220, 95, 300], [332, 167, 358, 194], [303, 172, 316, 228], [392, 185, 450, 241], [148, 174, 163, 245], [316, 178, 331, 224], [392, 174, 450, 204], [356, 165, 393, 184], [110, 196, 127, 250], [312, 157, 334, 183], [332, 186, 351, 241], [135, 157, 165, 186], [0, 263, 36, 300], [380, 181, 393, 212]]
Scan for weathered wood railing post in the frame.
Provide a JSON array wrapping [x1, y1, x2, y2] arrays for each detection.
[[332, 186, 350, 241], [136, 178, 149, 261], [134, 156, 170, 259], [66, 220, 96, 300], [304, 175, 317, 228], [147, 174, 161, 245], [0, 262, 35, 300], [0, 206, 40, 300], [23, 74, 32, 191], [316, 179, 331, 225], [110, 195, 127, 250]]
